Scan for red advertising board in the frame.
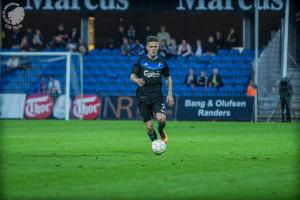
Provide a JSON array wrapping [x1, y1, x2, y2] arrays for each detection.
[[24, 94, 54, 119], [71, 95, 101, 120]]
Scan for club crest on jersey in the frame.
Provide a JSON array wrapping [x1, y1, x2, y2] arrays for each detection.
[[144, 70, 160, 78], [158, 62, 163, 68]]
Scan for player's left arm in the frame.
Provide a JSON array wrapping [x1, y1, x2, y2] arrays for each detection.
[[166, 76, 174, 107]]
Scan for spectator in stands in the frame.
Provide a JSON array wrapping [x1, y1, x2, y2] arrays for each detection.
[[30, 29, 44, 51], [194, 39, 203, 57], [157, 26, 171, 45], [5, 55, 19, 73], [184, 68, 197, 95], [143, 25, 154, 44], [50, 23, 68, 49], [127, 25, 136, 44], [131, 39, 145, 56], [247, 80, 256, 97], [115, 25, 126, 47], [5, 54, 31, 74], [66, 28, 79, 52], [204, 36, 217, 56], [30, 36, 43, 51], [226, 27, 238, 49], [66, 28, 80, 52], [50, 34, 62, 49], [20, 36, 30, 51], [168, 38, 177, 58], [215, 30, 225, 49], [33, 29, 44, 47], [25, 28, 34, 47], [208, 68, 223, 89], [158, 39, 169, 59], [69, 28, 80, 43], [121, 37, 131, 56], [196, 69, 208, 88], [57, 23, 68, 39], [66, 38, 77, 52], [11, 29, 23, 49], [78, 39, 87, 55], [39, 75, 47, 94], [47, 75, 62, 99], [178, 39, 193, 57]]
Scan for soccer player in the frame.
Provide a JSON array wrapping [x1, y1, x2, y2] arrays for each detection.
[[130, 36, 174, 144]]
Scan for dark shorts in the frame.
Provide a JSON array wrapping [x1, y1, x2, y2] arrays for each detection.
[[137, 97, 166, 122]]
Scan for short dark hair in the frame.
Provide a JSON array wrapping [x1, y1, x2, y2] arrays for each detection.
[[147, 36, 158, 44]]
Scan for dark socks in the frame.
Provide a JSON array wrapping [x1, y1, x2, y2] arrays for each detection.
[[158, 122, 166, 136], [147, 130, 157, 142]]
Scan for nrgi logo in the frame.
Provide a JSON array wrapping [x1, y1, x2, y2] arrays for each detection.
[[2, 2, 25, 30]]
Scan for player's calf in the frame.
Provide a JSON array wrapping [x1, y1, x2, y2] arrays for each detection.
[[156, 114, 166, 134], [145, 120, 157, 142], [158, 121, 166, 135], [156, 114, 168, 143]]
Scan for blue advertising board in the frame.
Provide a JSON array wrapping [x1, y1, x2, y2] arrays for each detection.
[[176, 96, 254, 121], [99, 96, 254, 121]]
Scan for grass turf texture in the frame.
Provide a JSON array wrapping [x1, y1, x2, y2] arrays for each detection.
[[0, 120, 299, 200]]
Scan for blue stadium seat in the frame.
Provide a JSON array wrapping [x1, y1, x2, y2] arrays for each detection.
[[217, 49, 229, 55], [219, 91, 229, 96], [189, 56, 202, 62], [9, 48, 20, 52], [225, 85, 234, 92], [228, 55, 241, 63], [243, 55, 254, 62], [234, 85, 245, 92], [229, 49, 240, 55], [199, 55, 213, 62], [112, 49, 121, 55], [115, 55, 129, 62], [90, 48, 101, 55], [100, 48, 112, 55], [242, 49, 254, 55]]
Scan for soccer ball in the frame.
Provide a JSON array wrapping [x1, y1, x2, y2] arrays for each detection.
[[151, 140, 166, 155]]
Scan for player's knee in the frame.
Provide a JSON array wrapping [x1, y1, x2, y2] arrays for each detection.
[[145, 121, 154, 131], [157, 115, 166, 124]]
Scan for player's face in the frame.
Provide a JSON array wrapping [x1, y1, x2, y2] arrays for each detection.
[[147, 41, 159, 58]]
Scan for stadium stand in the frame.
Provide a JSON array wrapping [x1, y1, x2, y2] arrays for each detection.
[[0, 48, 253, 97]]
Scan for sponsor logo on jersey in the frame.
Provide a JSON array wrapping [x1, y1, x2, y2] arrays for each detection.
[[25, 94, 53, 119], [71, 95, 101, 119], [144, 70, 160, 78]]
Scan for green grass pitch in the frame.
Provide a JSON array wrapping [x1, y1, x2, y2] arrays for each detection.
[[1, 120, 299, 200]]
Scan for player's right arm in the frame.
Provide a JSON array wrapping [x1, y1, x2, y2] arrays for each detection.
[[130, 73, 145, 87], [130, 59, 145, 87]]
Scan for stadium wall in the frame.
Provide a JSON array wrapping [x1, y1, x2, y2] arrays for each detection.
[[0, 94, 254, 121], [2, 1, 283, 48]]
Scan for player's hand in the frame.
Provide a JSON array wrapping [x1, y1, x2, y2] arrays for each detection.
[[166, 95, 174, 107], [135, 78, 145, 87]]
